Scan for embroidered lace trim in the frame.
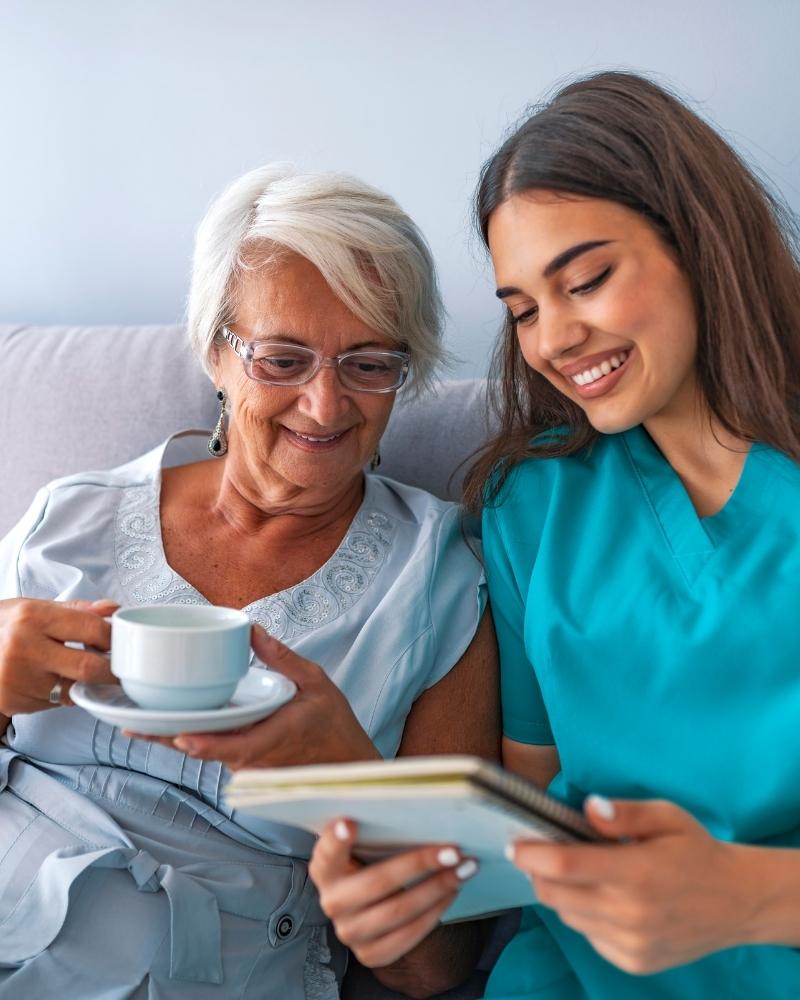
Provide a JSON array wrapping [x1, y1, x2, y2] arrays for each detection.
[[114, 480, 393, 640]]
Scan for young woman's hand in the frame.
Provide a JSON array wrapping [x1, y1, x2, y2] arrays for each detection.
[[508, 796, 762, 975], [129, 626, 381, 768], [0, 597, 117, 715], [309, 818, 478, 968]]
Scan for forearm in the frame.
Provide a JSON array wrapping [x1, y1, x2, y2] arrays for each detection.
[[734, 842, 800, 948], [372, 918, 491, 999]]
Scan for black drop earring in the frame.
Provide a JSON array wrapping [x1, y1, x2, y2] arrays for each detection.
[[208, 388, 228, 457], [369, 446, 381, 472]]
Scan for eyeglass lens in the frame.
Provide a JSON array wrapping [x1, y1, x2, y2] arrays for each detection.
[[249, 344, 407, 390]]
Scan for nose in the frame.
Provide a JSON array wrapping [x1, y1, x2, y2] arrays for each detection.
[[296, 364, 352, 425], [535, 307, 589, 362]]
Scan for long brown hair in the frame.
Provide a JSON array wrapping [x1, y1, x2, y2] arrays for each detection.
[[463, 71, 800, 511]]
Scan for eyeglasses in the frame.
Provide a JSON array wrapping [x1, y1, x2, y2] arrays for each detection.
[[220, 327, 411, 393]]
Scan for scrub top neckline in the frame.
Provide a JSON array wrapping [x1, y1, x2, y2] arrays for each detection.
[[620, 425, 763, 585]]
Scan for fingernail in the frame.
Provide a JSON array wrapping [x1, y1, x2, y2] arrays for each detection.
[[504, 843, 516, 862], [334, 820, 350, 842], [173, 737, 195, 753], [587, 794, 616, 820], [455, 859, 478, 881], [437, 847, 461, 867]]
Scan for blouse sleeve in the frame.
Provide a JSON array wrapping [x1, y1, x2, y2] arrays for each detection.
[[423, 505, 488, 691], [482, 498, 554, 746], [0, 488, 51, 600]]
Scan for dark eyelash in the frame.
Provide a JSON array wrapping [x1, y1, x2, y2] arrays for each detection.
[[510, 306, 538, 327], [570, 265, 612, 295]]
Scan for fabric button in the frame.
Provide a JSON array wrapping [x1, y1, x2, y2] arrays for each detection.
[[276, 915, 294, 939]]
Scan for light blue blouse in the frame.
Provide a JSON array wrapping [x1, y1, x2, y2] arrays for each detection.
[[0, 430, 486, 998], [482, 427, 800, 999]]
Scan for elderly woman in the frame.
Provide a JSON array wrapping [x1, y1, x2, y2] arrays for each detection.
[[0, 165, 498, 998]]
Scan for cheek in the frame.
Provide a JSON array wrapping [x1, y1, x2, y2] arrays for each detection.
[[361, 399, 394, 441], [598, 277, 654, 338], [231, 385, 288, 440], [515, 327, 547, 375], [614, 264, 697, 352]]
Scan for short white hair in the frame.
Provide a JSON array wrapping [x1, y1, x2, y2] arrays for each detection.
[[187, 164, 447, 393]]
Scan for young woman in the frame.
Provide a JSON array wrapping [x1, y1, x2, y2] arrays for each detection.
[[309, 72, 800, 998]]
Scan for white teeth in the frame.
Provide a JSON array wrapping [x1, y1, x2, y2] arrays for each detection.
[[570, 350, 629, 386], [294, 431, 341, 443]]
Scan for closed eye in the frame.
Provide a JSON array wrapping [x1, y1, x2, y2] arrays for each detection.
[[569, 265, 612, 295], [511, 305, 538, 328]]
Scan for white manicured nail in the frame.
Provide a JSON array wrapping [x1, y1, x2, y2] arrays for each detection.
[[587, 794, 616, 820], [334, 820, 350, 841], [455, 859, 478, 881], [504, 843, 516, 862], [437, 847, 461, 867]]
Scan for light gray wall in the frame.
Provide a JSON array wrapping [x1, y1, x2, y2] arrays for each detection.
[[1, 0, 798, 377]]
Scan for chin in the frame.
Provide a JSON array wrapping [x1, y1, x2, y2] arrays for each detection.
[[583, 406, 643, 436], [285, 463, 362, 491]]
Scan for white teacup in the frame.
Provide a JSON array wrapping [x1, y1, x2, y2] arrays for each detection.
[[110, 605, 251, 711]]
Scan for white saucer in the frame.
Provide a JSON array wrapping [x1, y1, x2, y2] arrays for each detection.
[[70, 667, 297, 736]]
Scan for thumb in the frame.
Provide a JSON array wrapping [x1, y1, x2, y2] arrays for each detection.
[[584, 795, 697, 840], [251, 625, 320, 688]]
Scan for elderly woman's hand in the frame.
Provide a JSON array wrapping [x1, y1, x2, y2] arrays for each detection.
[[0, 598, 118, 715], [309, 818, 478, 970], [135, 625, 381, 769]]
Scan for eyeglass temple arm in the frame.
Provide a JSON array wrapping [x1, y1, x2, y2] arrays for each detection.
[[221, 326, 248, 358]]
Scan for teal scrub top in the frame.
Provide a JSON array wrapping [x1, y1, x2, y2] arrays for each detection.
[[482, 426, 800, 999]]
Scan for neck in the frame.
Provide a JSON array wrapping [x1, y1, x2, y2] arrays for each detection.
[[643, 396, 751, 517], [205, 453, 365, 541]]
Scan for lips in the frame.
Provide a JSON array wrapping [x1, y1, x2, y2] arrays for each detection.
[[289, 430, 345, 443], [282, 426, 352, 450], [562, 348, 634, 399]]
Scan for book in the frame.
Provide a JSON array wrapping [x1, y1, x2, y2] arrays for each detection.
[[225, 755, 602, 922]]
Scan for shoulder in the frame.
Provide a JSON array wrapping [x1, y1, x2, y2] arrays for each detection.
[[364, 474, 472, 555], [2, 439, 169, 561], [365, 474, 460, 525], [22, 431, 211, 518], [363, 473, 482, 588], [35, 441, 167, 505], [482, 432, 625, 554], [488, 432, 622, 510], [364, 475, 480, 569]]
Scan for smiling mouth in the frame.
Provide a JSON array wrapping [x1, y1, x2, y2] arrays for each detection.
[[283, 427, 350, 448], [569, 350, 631, 387]]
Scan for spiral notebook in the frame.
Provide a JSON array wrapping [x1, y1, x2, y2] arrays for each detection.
[[226, 755, 601, 921]]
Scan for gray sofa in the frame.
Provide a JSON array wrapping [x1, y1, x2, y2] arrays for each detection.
[[0, 323, 514, 999]]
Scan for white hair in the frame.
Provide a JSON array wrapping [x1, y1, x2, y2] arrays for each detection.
[[187, 164, 447, 393]]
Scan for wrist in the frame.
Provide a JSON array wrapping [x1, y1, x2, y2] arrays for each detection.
[[337, 712, 381, 763], [730, 842, 800, 947]]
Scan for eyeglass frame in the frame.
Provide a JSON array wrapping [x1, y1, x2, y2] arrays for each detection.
[[219, 326, 411, 393]]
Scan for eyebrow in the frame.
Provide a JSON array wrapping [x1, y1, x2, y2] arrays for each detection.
[[495, 240, 613, 299], [252, 334, 390, 351]]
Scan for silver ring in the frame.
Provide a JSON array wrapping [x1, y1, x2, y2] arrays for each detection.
[[48, 680, 63, 705]]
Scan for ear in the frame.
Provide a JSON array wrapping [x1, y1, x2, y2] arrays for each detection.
[[208, 342, 224, 387]]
